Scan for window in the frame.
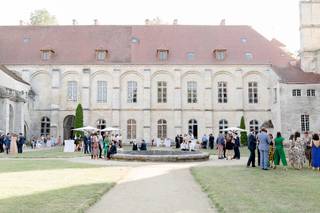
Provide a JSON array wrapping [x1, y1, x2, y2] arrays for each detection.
[[245, 52, 253, 60], [128, 81, 138, 103], [187, 81, 197, 103], [41, 50, 51, 60], [41, 117, 50, 136], [187, 52, 195, 60], [96, 119, 106, 130], [241, 38, 248, 43], [248, 82, 258, 104], [157, 49, 169, 61], [127, 119, 136, 139], [249, 120, 259, 132], [219, 119, 228, 134], [273, 88, 277, 103], [157, 119, 167, 139], [96, 50, 107, 61], [67, 81, 77, 101], [301, 115, 310, 132], [307, 89, 316, 97], [157, 81, 167, 103], [292, 89, 301, 97], [218, 82, 228, 103], [97, 81, 107, 103], [214, 49, 226, 61], [188, 119, 198, 139]]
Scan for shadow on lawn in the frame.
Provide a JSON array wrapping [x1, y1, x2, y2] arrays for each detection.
[[0, 182, 114, 213]]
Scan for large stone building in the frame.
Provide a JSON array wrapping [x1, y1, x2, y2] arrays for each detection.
[[0, 1, 319, 142]]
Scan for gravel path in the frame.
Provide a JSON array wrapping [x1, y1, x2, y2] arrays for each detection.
[[76, 156, 248, 213]]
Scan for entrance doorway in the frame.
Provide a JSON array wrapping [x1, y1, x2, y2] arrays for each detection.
[[63, 115, 75, 140], [188, 119, 198, 139]]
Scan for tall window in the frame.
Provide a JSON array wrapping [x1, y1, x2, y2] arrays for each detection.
[[218, 82, 228, 103], [301, 115, 310, 132], [248, 82, 258, 104], [157, 119, 167, 138], [292, 89, 301, 97], [219, 119, 228, 134], [187, 81, 197, 103], [127, 119, 137, 139], [96, 119, 106, 130], [157, 50, 169, 61], [97, 81, 107, 103], [128, 81, 138, 103], [67, 81, 77, 101], [249, 120, 259, 132], [307, 89, 315, 97], [188, 119, 198, 139], [41, 117, 50, 136], [157, 81, 167, 103], [273, 88, 278, 103]]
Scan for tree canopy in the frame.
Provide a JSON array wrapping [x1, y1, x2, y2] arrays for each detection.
[[240, 116, 248, 145], [74, 104, 84, 138], [30, 9, 58, 25]]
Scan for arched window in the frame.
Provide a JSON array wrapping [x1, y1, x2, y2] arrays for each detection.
[[127, 119, 137, 139], [96, 119, 106, 130], [188, 119, 198, 139], [41, 117, 50, 136], [219, 119, 228, 134], [157, 119, 167, 138], [249, 120, 259, 132]]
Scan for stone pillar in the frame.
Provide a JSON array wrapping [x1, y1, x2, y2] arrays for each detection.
[[50, 68, 61, 138], [174, 69, 182, 135], [143, 68, 151, 142], [112, 68, 121, 128], [82, 68, 91, 125], [0, 98, 6, 132], [4, 100, 10, 133], [204, 69, 213, 134], [14, 101, 24, 134]]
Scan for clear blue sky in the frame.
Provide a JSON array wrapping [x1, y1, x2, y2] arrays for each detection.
[[0, 0, 301, 53]]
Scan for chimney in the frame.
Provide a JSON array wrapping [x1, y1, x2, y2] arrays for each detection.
[[145, 19, 150, 25], [19, 20, 23, 26], [173, 19, 178, 25], [72, 19, 77, 25], [94, 19, 99, 25], [220, 19, 226, 26]]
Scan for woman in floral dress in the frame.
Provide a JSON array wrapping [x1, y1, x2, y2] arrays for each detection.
[[288, 132, 305, 169]]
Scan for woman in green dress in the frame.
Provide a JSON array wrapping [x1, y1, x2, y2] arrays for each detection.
[[273, 132, 287, 169], [103, 134, 110, 160]]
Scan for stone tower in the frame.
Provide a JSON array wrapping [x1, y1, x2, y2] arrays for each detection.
[[300, 0, 320, 73]]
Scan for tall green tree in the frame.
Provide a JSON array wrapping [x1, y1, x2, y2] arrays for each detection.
[[30, 9, 58, 25], [240, 116, 248, 145], [74, 103, 84, 138]]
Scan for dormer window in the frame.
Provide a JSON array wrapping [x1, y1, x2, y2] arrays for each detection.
[[40, 49, 54, 61], [96, 49, 108, 61], [245, 52, 253, 60], [214, 49, 226, 61], [157, 49, 169, 61]]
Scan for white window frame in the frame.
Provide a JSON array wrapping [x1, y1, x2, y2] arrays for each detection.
[[96, 119, 106, 130], [301, 115, 310, 132], [215, 50, 226, 61], [307, 89, 315, 97], [248, 82, 258, 104], [157, 81, 167, 103], [187, 81, 197, 103], [127, 81, 138, 103], [41, 51, 50, 60], [41, 117, 50, 136], [127, 119, 137, 140], [97, 81, 107, 103], [158, 50, 168, 61], [219, 119, 228, 134], [245, 52, 253, 60], [218, 81, 228, 103], [292, 89, 301, 97], [249, 120, 259, 133], [96, 50, 107, 61], [67, 81, 78, 101], [157, 119, 167, 139]]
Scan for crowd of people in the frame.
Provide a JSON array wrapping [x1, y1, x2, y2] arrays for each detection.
[[247, 128, 320, 171], [0, 132, 26, 154]]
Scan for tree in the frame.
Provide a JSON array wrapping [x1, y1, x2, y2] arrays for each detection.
[[74, 103, 84, 138], [30, 9, 58, 25], [240, 116, 248, 145]]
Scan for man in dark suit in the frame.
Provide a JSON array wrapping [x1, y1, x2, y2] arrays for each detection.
[[0, 133, 4, 153], [175, 135, 180, 149], [17, 133, 25, 153], [209, 134, 215, 150], [83, 135, 89, 154], [247, 129, 257, 167], [139, 140, 147, 151]]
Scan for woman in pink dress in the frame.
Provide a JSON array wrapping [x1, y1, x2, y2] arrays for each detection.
[[91, 134, 99, 160], [10, 134, 18, 154]]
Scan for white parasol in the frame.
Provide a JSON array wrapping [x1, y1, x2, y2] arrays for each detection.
[[222, 127, 248, 132]]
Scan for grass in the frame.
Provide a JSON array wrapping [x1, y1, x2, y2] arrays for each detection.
[[0, 160, 127, 213], [192, 166, 320, 213], [0, 146, 88, 158]]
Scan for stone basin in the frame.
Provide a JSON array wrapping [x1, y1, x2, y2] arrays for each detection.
[[112, 150, 210, 162]]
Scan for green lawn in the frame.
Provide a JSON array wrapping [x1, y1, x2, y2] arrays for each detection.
[[0, 160, 126, 213], [192, 166, 320, 213], [0, 147, 88, 158]]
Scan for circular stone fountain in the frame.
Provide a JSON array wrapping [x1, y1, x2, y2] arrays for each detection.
[[112, 150, 210, 162]]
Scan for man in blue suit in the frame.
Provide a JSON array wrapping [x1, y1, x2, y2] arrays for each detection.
[[247, 129, 257, 167], [257, 128, 271, 170], [17, 133, 25, 153]]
